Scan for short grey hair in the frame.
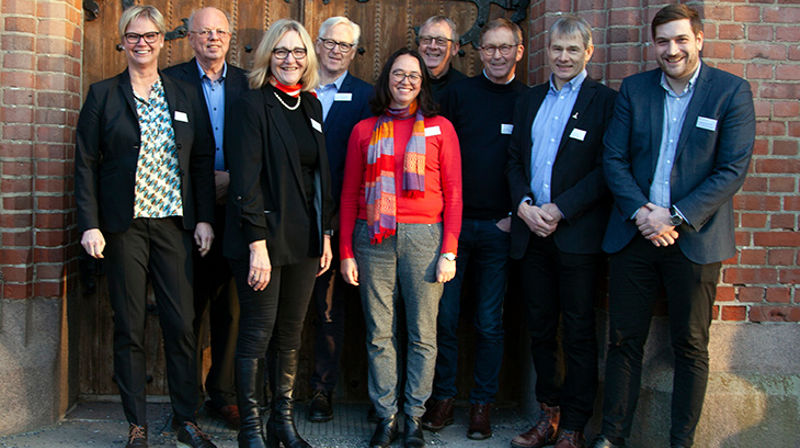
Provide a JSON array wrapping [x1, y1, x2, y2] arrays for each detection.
[[480, 17, 523, 46], [419, 15, 458, 41], [548, 15, 593, 48], [118, 5, 166, 39], [318, 16, 361, 46], [187, 7, 231, 32]]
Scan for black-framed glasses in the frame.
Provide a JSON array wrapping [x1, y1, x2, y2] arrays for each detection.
[[480, 44, 518, 57], [390, 70, 422, 85], [273, 47, 307, 60], [318, 38, 355, 53], [124, 32, 161, 44], [419, 35, 453, 47], [190, 28, 230, 39]]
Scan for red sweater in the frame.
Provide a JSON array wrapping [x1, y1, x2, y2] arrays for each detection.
[[339, 114, 462, 260]]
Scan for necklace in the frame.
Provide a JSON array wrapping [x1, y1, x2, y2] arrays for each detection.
[[273, 91, 301, 110]]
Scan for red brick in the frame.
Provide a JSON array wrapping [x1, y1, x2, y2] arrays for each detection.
[[764, 6, 800, 23], [791, 46, 800, 61], [36, 2, 69, 20], [717, 24, 744, 40], [4, 16, 36, 33], [760, 82, 800, 100], [2, 89, 35, 106], [722, 254, 739, 266], [716, 285, 735, 302], [608, 28, 641, 43], [705, 4, 733, 21], [776, 65, 800, 81], [753, 100, 771, 118], [3, 195, 33, 210], [766, 287, 791, 303], [768, 248, 796, 266], [747, 64, 773, 79], [3, 52, 35, 70], [771, 213, 796, 230], [1, 34, 35, 52], [750, 306, 800, 322], [0, 266, 32, 283], [2, 0, 36, 15], [36, 160, 70, 176], [36, 195, 73, 211], [37, 92, 80, 109], [791, 122, 800, 138], [2, 123, 34, 140], [712, 305, 720, 320], [740, 248, 767, 264], [734, 5, 761, 22], [702, 41, 732, 59], [779, 269, 800, 284], [738, 287, 765, 303], [32, 247, 67, 263], [2, 70, 36, 89], [36, 126, 74, 144], [769, 177, 796, 192], [34, 213, 69, 229], [741, 213, 768, 228], [1, 231, 33, 247], [0, 179, 31, 194], [776, 25, 800, 42], [1, 283, 33, 300], [34, 144, 72, 160], [37, 19, 72, 39], [756, 158, 800, 173], [753, 231, 800, 247], [733, 194, 781, 210], [33, 281, 64, 298], [0, 248, 32, 264], [609, 46, 641, 62], [774, 101, 800, 117], [0, 106, 34, 123], [746, 25, 772, 41], [1, 160, 33, 176], [716, 63, 744, 78], [786, 196, 800, 211], [35, 229, 67, 247], [723, 267, 779, 284], [35, 264, 65, 281], [742, 177, 767, 192], [0, 212, 33, 228], [721, 305, 747, 321], [35, 178, 72, 193], [735, 230, 752, 246], [773, 141, 799, 156], [35, 73, 73, 91]]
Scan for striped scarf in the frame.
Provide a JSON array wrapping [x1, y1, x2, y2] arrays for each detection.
[[365, 101, 426, 244]]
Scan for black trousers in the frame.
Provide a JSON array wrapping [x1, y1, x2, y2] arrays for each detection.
[[231, 257, 318, 359], [105, 217, 198, 425], [193, 206, 239, 408], [520, 235, 602, 431], [601, 235, 720, 447]]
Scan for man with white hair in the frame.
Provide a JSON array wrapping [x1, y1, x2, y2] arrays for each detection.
[[416, 15, 466, 101]]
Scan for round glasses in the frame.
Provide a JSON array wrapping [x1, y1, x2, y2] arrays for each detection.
[[319, 38, 355, 53], [390, 70, 422, 85]]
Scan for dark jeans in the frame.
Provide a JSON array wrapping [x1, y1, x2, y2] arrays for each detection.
[[231, 257, 318, 359], [432, 218, 509, 404], [105, 217, 198, 425], [601, 235, 720, 447], [520, 235, 601, 431]]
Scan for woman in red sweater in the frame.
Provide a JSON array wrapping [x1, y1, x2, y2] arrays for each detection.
[[339, 48, 462, 448]]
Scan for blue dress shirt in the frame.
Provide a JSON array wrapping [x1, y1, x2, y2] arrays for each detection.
[[315, 71, 348, 122], [196, 60, 227, 170]]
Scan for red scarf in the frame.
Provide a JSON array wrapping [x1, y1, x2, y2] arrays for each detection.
[[269, 78, 317, 98]]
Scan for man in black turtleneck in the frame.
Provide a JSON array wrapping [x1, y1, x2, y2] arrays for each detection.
[[416, 15, 467, 103], [422, 18, 526, 442]]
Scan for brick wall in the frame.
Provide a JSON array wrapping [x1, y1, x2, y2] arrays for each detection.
[[0, 0, 82, 302], [525, 0, 800, 323]]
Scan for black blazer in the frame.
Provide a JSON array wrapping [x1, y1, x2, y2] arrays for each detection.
[[506, 77, 617, 258], [602, 64, 755, 264], [74, 69, 215, 233], [163, 58, 249, 170], [224, 87, 333, 266]]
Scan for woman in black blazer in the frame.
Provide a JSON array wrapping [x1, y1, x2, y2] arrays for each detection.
[[224, 19, 333, 448]]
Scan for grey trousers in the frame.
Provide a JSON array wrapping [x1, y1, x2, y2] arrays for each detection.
[[354, 220, 444, 418]]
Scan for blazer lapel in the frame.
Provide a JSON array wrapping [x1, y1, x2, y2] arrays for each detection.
[[649, 72, 665, 174], [118, 69, 139, 128], [674, 64, 711, 163], [323, 73, 351, 129], [264, 88, 306, 198], [301, 91, 326, 163], [556, 80, 597, 161]]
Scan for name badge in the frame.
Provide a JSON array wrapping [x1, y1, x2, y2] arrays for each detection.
[[500, 124, 514, 135], [569, 128, 587, 141], [334, 92, 352, 102], [424, 126, 441, 137], [310, 118, 322, 133], [696, 116, 717, 132], [174, 111, 189, 123]]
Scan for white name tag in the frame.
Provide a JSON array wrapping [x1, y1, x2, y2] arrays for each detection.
[[310, 118, 323, 133], [334, 92, 352, 102], [500, 124, 514, 135], [696, 116, 717, 132], [174, 111, 189, 122], [424, 126, 441, 137], [569, 128, 587, 141]]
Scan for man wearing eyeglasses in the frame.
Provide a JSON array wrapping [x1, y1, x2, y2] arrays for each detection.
[[505, 15, 617, 448], [422, 18, 526, 441], [416, 15, 466, 101], [164, 6, 249, 429], [305, 16, 373, 424]]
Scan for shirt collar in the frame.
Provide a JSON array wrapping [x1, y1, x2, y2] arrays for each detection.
[[196, 59, 227, 82], [482, 69, 515, 84], [660, 60, 701, 96], [548, 69, 587, 94], [319, 71, 348, 91]]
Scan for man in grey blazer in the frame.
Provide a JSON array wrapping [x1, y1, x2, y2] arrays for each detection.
[[593, 5, 755, 448]]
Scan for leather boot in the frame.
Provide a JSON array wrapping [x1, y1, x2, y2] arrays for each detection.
[[236, 358, 267, 448], [265, 349, 312, 448]]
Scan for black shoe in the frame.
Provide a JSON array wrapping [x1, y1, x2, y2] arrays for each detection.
[[176, 421, 217, 448], [307, 389, 333, 422], [237, 358, 268, 448], [369, 415, 398, 448], [367, 404, 380, 423], [404, 415, 424, 448], [591, 435, 626, 448], [126, 424, 147, 448], [265, 349, 311, 448]]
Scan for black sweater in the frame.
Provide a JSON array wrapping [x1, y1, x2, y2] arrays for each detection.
[[440, 74, 527, 220]]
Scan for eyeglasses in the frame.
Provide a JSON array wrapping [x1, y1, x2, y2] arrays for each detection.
[[273, 47, 307, 60], [480, 44, 518, 57], [419, 35, 453, 48], [318, 38, 355, 53], [124, 32, 160, 44], [390, 70, 422, 85], [190, 28, 230, 39]]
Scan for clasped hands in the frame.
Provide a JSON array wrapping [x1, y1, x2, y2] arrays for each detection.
[[636, 202, 679, 247], [517, 201, 562, 238]]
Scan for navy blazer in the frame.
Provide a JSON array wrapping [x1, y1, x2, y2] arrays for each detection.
[[507, 77, 617, 258], [602, 63, 755, 264], [224, 88, 333, 266], [74, 69, 215, 233], [321, 72, 373, 208], [163, 58, 249, 170]]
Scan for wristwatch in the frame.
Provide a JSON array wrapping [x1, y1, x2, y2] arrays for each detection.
[[669, 206, 684, 226], [441, 252, 456, 261]]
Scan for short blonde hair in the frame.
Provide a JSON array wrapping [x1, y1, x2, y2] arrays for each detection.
[[118, 5, 166, 39], [248, 19, 320, 91]]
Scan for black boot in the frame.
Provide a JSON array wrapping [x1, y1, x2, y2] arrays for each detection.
[[236, 358, 267, 448], [265, 349, 312, 448]]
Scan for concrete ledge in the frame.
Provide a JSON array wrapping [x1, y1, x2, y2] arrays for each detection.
[[0, 299, 63, 435]]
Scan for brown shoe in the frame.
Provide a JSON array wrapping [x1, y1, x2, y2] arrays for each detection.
[[421, 397, 454, 431], [510, 403, 560, 448], [554, 429, 585, 448], [467, 403, 492, 440], [126, 423, 147, 448]]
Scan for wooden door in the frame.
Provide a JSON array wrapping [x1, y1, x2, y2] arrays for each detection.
[[79, 0, 530, 401]]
